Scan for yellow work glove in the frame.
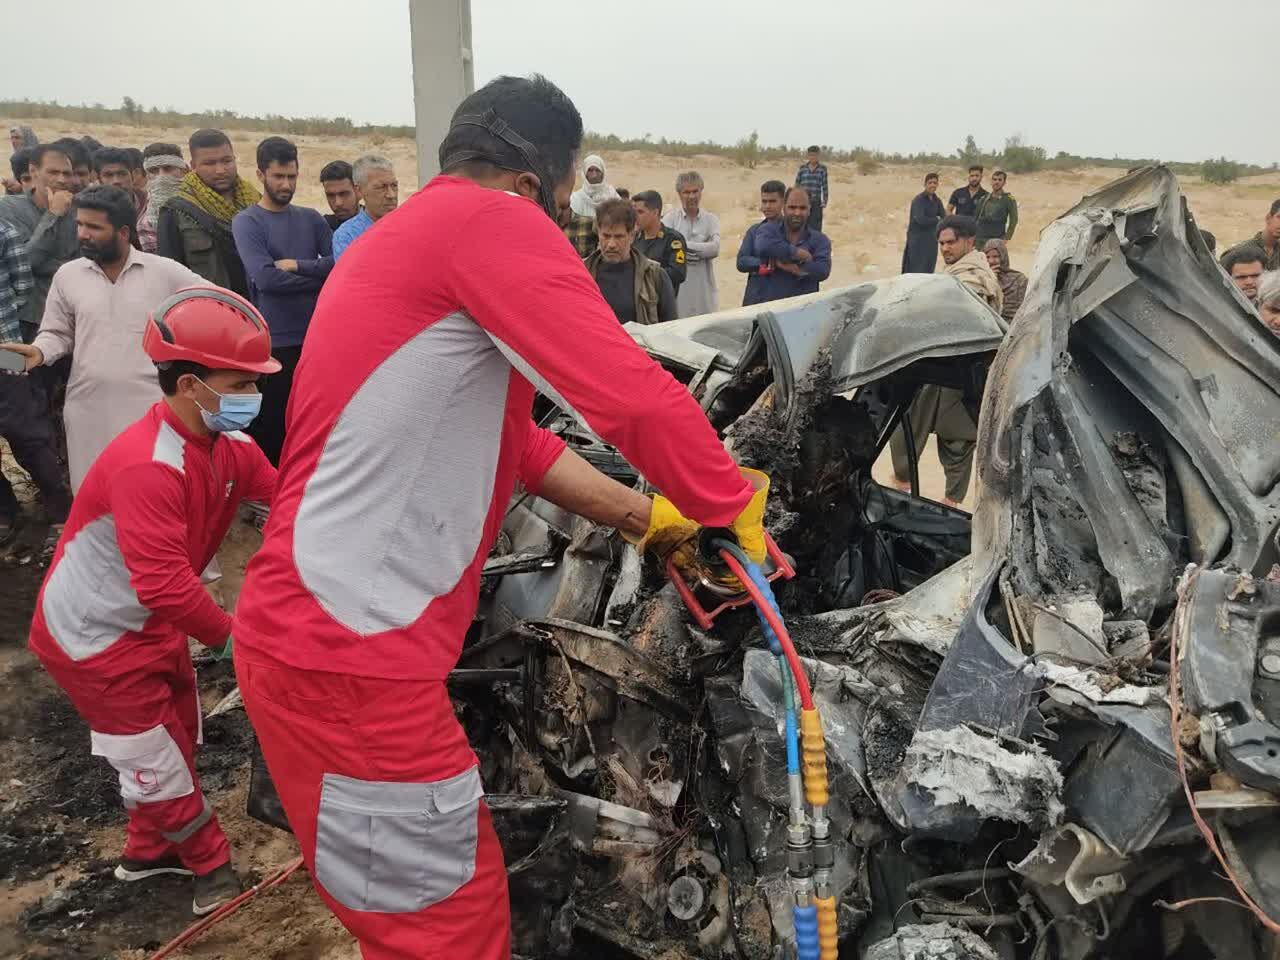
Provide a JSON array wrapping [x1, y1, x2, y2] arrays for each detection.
[[628, 495, 701, 577], [728, 468, 770, 565]]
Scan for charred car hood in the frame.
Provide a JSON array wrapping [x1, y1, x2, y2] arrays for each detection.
[[626, 273, 1005, 413]]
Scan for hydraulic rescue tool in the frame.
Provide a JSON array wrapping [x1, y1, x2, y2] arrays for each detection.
[[669, 533, 837, 960]]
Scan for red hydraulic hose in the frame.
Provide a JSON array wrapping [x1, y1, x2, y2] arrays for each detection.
[[149, 856, 305, 959], [719, 549, 814, 710]]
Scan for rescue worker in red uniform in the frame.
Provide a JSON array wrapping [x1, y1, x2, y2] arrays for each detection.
[[21, 287, 280, 916], [233, 75, 769, 958]]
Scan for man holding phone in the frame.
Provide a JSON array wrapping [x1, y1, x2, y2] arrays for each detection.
[[2, 186, 204, 499]]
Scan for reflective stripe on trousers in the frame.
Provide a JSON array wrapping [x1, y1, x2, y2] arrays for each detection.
[[35, 642, 232, 875], [237, 656, 512, 960]]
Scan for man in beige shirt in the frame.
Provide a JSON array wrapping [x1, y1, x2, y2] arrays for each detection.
[[890, 215, 1003, 507], [940, 216, 1003, 318], [3, 186, 203, 492]]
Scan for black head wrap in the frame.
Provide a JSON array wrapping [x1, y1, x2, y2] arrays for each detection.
[[440, 108, 558, 219]]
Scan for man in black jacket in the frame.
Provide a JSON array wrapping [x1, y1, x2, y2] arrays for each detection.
[[632, 191, 685, 294]]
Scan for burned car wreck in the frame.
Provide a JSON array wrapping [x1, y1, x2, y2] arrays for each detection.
[[456, 268, 1004, 958], [446, 166, 1280, 959], [238, 166, 1279, 958]]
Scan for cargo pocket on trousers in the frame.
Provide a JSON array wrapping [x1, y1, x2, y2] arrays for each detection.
[[90, 724, 195, 807], [314, 765, 483, 914]]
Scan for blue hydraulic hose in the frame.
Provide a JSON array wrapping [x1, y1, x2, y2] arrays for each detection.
[[794, 904, 820, 960], [783, 680, 800, 776], [711, 538, 785, 651], [712, 538, 822, 958], [713, 539, 804, 786], [712, 540, 801, 771]]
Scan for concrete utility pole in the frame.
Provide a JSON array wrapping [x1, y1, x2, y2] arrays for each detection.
[[409, 0, 474, 187]]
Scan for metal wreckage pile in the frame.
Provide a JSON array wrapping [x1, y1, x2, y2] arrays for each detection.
[[254, 166, 1280, 958]]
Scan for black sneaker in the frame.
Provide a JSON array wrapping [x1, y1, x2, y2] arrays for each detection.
[[114, 854, 194, 881], [192, 862, 241, 916], [39, 523, 63, 565]]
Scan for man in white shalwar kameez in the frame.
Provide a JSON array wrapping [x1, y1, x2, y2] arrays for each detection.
[[3, 186, 204, 491]]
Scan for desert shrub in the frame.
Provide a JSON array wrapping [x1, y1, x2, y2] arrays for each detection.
[[1201, 157, 1242, 185], [956, 134, 982, 168], [1046, 151, 1082, 172], [732, 131, 760, 169], [2, 99, 1272, 184], [1002, 135, 1046, 174]]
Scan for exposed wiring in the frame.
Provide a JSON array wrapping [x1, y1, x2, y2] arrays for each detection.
[[149, 856, 305, 959], [1166, 569, 1280, 933], [998, 570, 1030, 653], [553, 638, 599, 755], [1028, 600, 1110, 659], [1155, 896, 1258, 913], [1029, 915, 1060, 960]]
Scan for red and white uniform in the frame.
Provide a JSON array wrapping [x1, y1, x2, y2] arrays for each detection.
[[233, 176, 751, 957], [30, 402, 275, 876]]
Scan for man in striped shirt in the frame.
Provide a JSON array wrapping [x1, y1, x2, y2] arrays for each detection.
[[0, 217, 70, 546], [795, 145, 830, 232], [0, 219, 30, 344]]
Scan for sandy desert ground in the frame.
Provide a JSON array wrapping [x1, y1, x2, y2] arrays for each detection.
[[10, 114, 1278, 508], [1, 116, 1278, 959], [7, 115, 1278, 308]]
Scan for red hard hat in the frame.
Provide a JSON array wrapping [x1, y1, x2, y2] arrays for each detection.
[[143, 286, 282, 375]]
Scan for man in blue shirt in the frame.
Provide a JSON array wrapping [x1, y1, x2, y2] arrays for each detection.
[[736, 180, 786, 306], [231, 136, 333, 464], [750, 186, 832, 303], [332, 154, 399, 259]]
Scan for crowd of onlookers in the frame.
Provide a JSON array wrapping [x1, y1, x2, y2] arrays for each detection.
[[559, 151, 1029, 329], [561, 147, 836, 323], [551, 148, 1280, 509], [0, 125, 395, 558], [1, 122, 1278, 549]]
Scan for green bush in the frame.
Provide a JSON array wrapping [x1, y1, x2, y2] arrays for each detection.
[[1045, 150, 1082, 172], [732, 131, 760, 169], [955, 134, 983, 168], [856, 156, 881, 176], [1001, 135, 1046, 174], [1201, 157, 1243, 185]]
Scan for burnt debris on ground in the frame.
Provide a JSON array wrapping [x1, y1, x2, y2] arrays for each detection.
[[20, 860, 194, 955], [0, 568, 265, 957]]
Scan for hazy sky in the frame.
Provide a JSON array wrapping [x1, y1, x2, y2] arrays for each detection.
[[3, 0, 1276, 165]]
